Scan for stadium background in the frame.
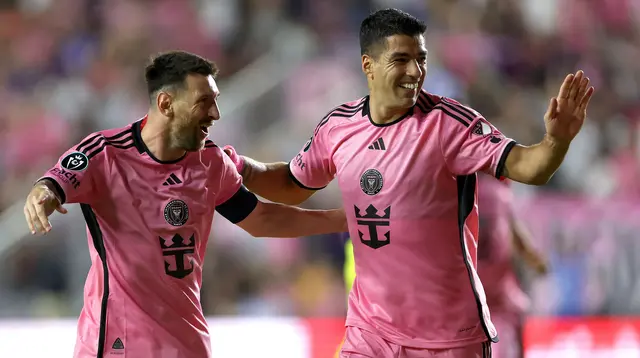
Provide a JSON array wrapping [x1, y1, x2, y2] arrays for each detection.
[[0, 0, 639, 356]]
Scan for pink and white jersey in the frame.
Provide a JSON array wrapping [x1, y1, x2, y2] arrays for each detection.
[[40, 118, 258, 358], [477, 176, 529, 315], [289, 91, 516, 348]]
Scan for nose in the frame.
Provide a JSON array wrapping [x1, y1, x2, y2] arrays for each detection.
[[209, 100, 221, 121], [407, 59, 422, 79]]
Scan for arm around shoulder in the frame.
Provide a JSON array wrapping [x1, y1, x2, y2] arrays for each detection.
[[235, 200, 347, 238]]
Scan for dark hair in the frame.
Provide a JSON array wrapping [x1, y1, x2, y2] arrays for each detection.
[[359, 8, 427, 57], [144, 50, 219, 98]]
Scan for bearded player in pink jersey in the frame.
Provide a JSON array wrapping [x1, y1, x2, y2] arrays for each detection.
[[477, 175, 548, 358], [22, 51, 347, 358], [223, 8, 595, 357]]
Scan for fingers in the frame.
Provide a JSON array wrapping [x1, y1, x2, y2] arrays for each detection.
[[576, 74, 590, 100], [222, 145, 236, 158], [579, 86, 595, 113], [24, 205, 35, 234], [55, 205, 68, 214], [568, 71, 583, 100], [33, 196, 51, 233], [546, 97, 558, 119], [557, 73, 575, 99], [25, 200, 45, 234], [24, 190, 57, 235]]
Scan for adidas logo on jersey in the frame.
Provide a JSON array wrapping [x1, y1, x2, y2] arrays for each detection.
[[162, 173, 182, 186], [368, 138, 386, 151]]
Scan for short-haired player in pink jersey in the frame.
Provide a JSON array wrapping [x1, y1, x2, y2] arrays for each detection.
[[223, 8, 595, 357], [477, 175, 548, 358], [22, 51, 347, 358]]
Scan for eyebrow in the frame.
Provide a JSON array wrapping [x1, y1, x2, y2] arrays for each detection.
[[389, 51, 428, 59], [196, 93, 217, 101]]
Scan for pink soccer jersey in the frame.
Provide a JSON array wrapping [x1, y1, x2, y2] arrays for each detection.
[[39, 118, 258, 358], [289, 91, 516, 348]]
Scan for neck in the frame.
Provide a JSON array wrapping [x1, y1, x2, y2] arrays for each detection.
[[141, 111, 186, 162], [368, 93, 408, 125]]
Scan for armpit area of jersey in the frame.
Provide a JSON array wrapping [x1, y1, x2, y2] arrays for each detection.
[[215, 185, 258, 223]]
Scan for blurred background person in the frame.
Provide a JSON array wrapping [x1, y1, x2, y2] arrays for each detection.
[[477, 174, 548, 358]]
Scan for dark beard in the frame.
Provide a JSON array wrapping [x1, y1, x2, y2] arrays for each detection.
[[173, 125, 204, 152]]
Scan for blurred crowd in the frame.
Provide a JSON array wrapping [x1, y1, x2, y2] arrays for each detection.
[[0, 0, 639, 320]]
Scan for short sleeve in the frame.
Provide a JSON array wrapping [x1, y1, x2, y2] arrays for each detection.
[[214, 150, 258, 224], [439, 98, 516, 178], [38, 135, 100, 204], [288, 114, 336, 190]]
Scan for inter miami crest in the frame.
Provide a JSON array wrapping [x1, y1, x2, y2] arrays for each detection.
[[360, 169, 383, 196], [164, 199, 189, 226]]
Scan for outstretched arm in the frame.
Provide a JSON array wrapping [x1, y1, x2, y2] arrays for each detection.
[[236, 200, 346, 238], [226, 148, 315, 205], [501, 71, 595, 185]]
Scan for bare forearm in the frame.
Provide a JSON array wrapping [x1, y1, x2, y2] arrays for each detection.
[[241, 157, 312, 205], [254, 202, 345, 238], [503, 135, 570, 185]]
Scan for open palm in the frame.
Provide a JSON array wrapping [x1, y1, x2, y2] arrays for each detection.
[[544, 70, 595, 143]]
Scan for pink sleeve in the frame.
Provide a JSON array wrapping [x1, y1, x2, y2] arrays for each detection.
[[215, 149, 243, 206], [288, 115, 336, 190], [38, 143, 99, 205], [439, 99, 516, 178]]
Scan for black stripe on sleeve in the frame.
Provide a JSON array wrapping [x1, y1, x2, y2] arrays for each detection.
[[105, 129, 132, 141], [215, 185, 259, 224], [76, 134, 102, 152], [82, 135, 133, 156], [435, 105, 471, 127], [86, 141, 135, 160], [418, 91, 437, 108], [287, 162, 327, 190], [439, 102, 476, 124], [442, 98, 478, 119], [495, 140, 516, 179]]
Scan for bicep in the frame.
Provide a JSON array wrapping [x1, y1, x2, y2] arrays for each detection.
[[232, 200, 266, 235]]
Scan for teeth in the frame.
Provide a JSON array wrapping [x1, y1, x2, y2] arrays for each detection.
[[400, 83, 419, 89]]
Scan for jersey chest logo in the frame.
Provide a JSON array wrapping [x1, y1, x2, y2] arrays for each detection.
[[164, 199, 189, 226], [360, 169, 384, 195], [159, 234, 195, 279]]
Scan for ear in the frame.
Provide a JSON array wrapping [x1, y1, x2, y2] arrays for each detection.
[[362, 54, 374, 80], [156, 91, 174, 117]]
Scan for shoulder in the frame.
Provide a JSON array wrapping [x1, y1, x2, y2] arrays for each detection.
[[73, 124, 135, 162], [416, 90, 482, 128], [200, 139, 226, 163], [314, 97, 368, 133]]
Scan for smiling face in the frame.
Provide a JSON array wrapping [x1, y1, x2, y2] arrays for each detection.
[[362, 34, 428, 111], [162, 74, 221, 152]]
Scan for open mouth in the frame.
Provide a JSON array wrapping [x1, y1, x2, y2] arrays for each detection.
[[399, 83, 419, 90], [200, 123, 212, 135]]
